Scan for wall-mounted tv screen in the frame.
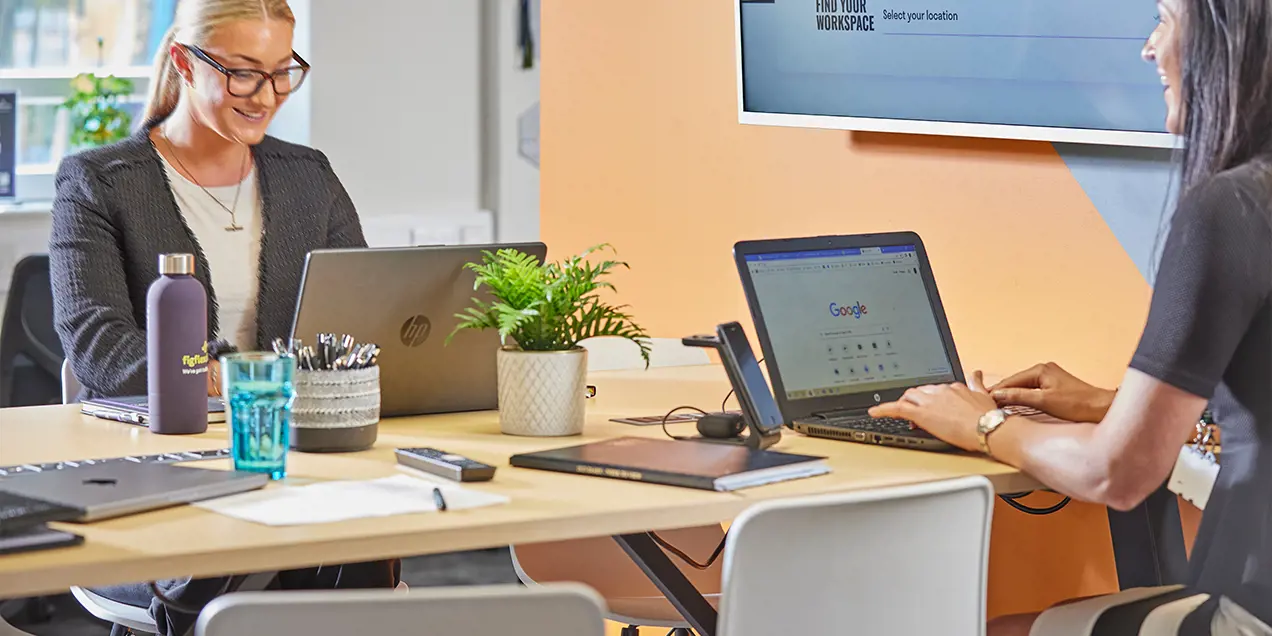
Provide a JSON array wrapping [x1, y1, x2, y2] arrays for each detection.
[[736, 0, 1174, 147]]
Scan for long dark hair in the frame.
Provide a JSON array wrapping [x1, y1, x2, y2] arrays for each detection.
[[1177, 0, 1272, 192]]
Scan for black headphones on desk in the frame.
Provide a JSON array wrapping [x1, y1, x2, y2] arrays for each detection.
[[696, 412, 748, 439]]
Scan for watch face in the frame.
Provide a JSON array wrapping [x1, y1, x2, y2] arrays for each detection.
[[979, 410, 1006, 432]]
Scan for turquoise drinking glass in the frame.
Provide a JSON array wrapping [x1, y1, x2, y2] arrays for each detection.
[[221, 353, 295, 480]]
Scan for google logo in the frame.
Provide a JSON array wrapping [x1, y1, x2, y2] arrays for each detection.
[[829, 302, 868, 319]]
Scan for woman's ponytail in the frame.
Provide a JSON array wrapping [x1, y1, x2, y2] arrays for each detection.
[[141, 27, 181, 128]]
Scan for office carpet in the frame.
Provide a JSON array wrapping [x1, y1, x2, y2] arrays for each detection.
[[4, 548, 521, 635]]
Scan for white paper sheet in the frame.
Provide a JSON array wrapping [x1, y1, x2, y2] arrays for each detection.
[[194, 474, 509, 526]]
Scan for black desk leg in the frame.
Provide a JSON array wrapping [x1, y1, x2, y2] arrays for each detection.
[[614, 533, 718, 636], [1107, 485, 1190, 589]]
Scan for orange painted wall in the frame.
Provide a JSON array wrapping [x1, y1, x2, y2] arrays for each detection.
[[542, 0, 1154, 619]]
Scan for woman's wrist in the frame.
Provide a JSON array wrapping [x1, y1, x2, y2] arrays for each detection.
[[1088, 387, 1118, 422]]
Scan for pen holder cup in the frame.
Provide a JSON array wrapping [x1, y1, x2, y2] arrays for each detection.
[[290, 366, 381, 453]]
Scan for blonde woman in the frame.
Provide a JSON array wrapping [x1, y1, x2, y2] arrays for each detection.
[[50, 1, 396, 633], [50, 0, 364, 401]]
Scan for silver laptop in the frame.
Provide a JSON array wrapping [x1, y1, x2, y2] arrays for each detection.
[[290, 243, 549, 417], [0, 463, 269, 522]]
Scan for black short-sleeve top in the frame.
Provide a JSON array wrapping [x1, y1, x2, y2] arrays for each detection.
[[1129, 160, 1272, 628]]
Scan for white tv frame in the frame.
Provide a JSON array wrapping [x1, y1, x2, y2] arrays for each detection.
[[733, 1, 1179, 149]]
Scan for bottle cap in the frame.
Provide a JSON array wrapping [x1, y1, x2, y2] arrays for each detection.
[[158, 253, 195, 276]]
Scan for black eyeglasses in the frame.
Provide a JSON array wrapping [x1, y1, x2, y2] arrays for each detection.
[[180, 44, 310, 98]]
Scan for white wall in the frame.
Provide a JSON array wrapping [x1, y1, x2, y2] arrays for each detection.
[[482, 0, 541, 243], [266, 0, 312, 146], [0, 213, 52, 317], [307, 0, 482, 221]]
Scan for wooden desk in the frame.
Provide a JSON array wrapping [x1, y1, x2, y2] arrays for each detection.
[[0, 364, 1039, 605]]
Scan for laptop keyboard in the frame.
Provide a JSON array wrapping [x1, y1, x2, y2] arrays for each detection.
[[0, 449, 231, 479], [808, 414, 924, 436]]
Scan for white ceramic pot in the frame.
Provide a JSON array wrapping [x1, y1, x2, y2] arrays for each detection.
[[496, 347, 589, 437]]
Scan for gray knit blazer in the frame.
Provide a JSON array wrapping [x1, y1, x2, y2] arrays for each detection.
[[50, 128, 367, 398]]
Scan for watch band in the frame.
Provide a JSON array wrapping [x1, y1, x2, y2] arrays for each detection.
[[977, 409, 1008, 456]]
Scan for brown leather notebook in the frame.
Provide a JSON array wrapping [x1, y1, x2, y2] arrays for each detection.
[[509, 437, 830, 491]]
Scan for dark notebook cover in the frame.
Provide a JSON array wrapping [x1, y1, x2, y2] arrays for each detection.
[[509, 437, 830, 491]]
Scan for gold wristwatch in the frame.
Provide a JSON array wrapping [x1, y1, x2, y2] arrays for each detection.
[[977, 409, 1008, 456]]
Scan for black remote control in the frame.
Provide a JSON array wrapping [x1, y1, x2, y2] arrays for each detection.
[[395, 448, 496, 482]]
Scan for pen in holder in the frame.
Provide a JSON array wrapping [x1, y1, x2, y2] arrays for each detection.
[[276, 335, 382, 453]]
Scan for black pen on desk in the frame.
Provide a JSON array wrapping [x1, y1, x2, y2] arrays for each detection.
[[432, 487, 448, 512]]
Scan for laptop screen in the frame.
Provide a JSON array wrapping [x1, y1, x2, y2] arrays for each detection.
[[744, 244, 956, 402]]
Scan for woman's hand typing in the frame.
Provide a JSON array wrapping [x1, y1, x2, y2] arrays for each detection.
[[989, 363, 1115, 423]]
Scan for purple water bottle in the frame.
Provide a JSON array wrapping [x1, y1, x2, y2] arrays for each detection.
[[146, 253, 209, 435]]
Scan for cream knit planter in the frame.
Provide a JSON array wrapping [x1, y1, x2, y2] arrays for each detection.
[[497, 347, 588, 437]]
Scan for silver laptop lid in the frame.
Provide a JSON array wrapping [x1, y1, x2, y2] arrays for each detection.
[[0, 463, 268, 522], [290, 243, 549, 417]]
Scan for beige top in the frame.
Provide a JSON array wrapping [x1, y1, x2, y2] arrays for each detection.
[[159, 155, 263, 350]]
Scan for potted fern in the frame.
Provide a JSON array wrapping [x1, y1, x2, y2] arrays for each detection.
[[450, 245, 650, 436]]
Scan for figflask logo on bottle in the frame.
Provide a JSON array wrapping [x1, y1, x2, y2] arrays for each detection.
[[180, 342, 210, 375]]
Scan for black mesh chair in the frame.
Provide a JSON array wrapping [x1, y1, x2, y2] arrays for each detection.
[[0, 254, 65, 408]]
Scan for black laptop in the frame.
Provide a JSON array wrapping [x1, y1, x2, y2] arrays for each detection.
[[733, 232, 962, 452]]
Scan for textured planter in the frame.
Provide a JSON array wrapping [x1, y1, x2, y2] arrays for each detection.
[[497, 347, 588, 437], [290, 366, 381, 452]]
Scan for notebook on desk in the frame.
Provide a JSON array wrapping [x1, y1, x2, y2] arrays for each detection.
[[509, 437, 830, 492]]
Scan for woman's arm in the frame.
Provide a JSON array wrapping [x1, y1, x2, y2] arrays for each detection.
[[989, 362, 1117, 423], [49, 155, 148, 397], [989, 369, 1204, 510], [869, 371, 1203, 511], [318, 152, 367, 249]]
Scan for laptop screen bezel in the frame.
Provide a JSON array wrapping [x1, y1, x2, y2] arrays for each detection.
[[732, 232, 966, 421]]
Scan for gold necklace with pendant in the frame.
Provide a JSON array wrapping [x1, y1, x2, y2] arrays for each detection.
[[161, 131, 249, 232]]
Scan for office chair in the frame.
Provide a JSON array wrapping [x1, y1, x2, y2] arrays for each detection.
[[717, 476, 995, 636], [0, 254, 64, 408], [60, 359, 81, 404], [69, 572, 284, 635], [194, 583, 606, 636]]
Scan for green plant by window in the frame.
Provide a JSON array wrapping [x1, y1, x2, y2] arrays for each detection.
[[63, 72, 135, 148], [449, 244, 651, 367]]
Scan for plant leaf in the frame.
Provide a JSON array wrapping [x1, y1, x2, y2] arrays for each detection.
[[446, 244, 650, 366]]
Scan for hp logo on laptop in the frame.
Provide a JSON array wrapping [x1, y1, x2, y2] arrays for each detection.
[[873, 393, 882, 403], [400, 315, 432, 347]]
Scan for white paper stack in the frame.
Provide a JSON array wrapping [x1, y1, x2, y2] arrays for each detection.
[[194, 474, 509, 526]]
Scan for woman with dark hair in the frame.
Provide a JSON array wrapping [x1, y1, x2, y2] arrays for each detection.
[[869, 0, 1272, 633]]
